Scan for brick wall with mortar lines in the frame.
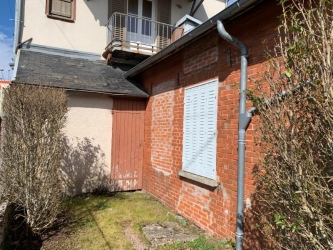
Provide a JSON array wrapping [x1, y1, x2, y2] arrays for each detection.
[[140, 0, 282, 244], [151, 80, 176, 175]]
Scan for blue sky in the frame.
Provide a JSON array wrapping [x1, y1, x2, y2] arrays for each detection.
[[0, 0, 15, 80], [227, 0, 238, 6]]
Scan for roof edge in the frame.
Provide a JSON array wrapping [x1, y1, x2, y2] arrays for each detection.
[[12, 80, 149, 98], [125, 0, 264, 78], [174, 14, 202, 27], [20, 43, 102, 61]]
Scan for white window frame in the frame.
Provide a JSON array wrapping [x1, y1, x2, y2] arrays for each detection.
[[46, 0, 76, 22], [127, 0, 156, 45], [182, 79, 218, 180]]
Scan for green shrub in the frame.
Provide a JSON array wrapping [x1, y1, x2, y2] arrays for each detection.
[[249, 1, 333, 249]]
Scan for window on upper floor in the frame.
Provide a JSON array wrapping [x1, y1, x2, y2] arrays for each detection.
[[127, 0, 155, 41], [182, 79, 218, 180], [46, 0, 76, 22], [108, 0, 170, 24], [108, 0, 171, 48]]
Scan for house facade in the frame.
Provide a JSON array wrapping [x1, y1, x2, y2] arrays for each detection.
[[123, 0, 281, 246], [12, 0, 226, 194], [20, 0, 225, 55], [11, 0, 288, 246]]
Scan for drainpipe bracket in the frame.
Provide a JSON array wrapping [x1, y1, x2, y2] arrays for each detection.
[[239, 112, 252, 130]]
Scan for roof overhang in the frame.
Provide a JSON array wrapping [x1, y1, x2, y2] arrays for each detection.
[[14, 48, 149, 98], [125, 0, 264, 78]]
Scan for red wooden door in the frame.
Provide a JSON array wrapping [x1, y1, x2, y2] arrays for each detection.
[[111, 99, 145, 191]]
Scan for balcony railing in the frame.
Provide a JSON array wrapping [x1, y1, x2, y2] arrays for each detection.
[[106, 12, 182, 56]]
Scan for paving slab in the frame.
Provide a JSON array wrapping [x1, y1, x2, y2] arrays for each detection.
[[142, 221, 200, 247]]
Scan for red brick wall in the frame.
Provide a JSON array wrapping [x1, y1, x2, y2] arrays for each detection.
[[139, 0, 282, 244]]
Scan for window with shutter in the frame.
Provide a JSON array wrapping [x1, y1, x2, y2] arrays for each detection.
[[182, 79, 218, 180], [157, 0, 171, 48], [108, 0, 127, 19], [46, 0, 76, 21]]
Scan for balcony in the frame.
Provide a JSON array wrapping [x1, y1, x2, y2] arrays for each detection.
[[103, 12, 182, 65]]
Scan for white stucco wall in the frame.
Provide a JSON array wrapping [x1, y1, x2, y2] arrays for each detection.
[[62, 91, 113, 194], [22, 0, 108, 54], [21, 0, 224, 53], [171, 0, 226, 24]]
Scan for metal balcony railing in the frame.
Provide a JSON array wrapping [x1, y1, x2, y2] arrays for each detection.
[[106, 12, 181, 55]]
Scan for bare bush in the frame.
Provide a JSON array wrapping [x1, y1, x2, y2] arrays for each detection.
[[0, 84, 68, 234], [248, 0, 333, 249]]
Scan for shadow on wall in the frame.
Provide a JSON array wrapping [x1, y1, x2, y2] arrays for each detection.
[[61, 136, 110, 196], [243, 164, 272, 249], [83, 0, 108, 26]]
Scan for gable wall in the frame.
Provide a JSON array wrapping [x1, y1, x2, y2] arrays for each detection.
[[22, 0, 108, 54], [140, 0, 282, 244]]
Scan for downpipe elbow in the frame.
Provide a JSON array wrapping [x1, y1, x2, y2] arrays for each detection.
[[217, 20, 248, 56]]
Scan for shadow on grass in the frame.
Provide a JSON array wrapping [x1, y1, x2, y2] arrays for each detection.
[[4, 192, 125, 250], [3, 134, 127, 249]]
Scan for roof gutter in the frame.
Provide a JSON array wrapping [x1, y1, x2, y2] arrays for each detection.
[[125, 0, 263, 78]]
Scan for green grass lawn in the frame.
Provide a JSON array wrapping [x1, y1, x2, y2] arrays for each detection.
[[44, 191, 175, 249], [5, 191, 234, 249]]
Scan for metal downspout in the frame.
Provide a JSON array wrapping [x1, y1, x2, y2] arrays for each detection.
[[217, 20, 252, 250], [13, 0, 22, 54]]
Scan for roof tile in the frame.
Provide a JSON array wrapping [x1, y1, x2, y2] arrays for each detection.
[[15, 50, 149, 98]]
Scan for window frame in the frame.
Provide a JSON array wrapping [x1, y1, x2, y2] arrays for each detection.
[[46, 0, 76, 22], [126, 0, 156, 45], [182, 79, 218, 180]]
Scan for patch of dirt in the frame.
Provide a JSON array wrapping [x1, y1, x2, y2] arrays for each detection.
[[124, 225, 151, 250], [40, 226, 72, 249], [142, 221, 200, 247]]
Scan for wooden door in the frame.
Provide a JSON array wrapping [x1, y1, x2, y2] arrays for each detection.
[[111, 99, 145, 191]]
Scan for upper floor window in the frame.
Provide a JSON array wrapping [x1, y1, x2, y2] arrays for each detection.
[[108, 0, 171, 47], [127, 0, 155, 43], [108, 0, 170, 24], [46, 0, 76, 21]]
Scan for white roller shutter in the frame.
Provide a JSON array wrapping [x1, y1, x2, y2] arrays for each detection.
[[182, 79, 218, 180]]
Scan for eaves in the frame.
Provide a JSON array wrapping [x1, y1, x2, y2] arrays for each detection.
[[125, 0, 265, 78]]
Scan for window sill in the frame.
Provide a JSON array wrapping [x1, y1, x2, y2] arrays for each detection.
[[178, 170, 219, 188], [47, 15, 75, 23]]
